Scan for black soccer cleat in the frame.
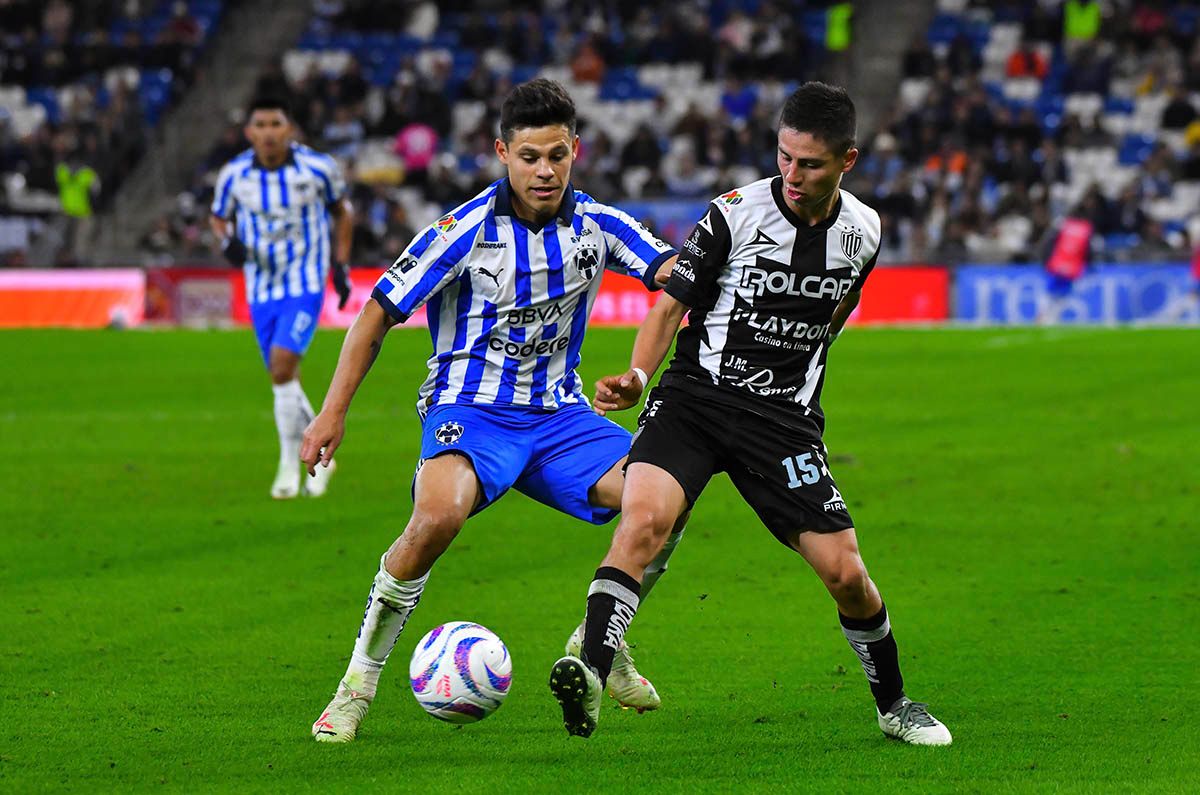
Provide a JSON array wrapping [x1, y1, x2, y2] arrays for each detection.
[[548, 656, 602, 738]]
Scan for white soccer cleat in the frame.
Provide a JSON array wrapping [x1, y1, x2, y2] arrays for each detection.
[[312, 683, 373, 743], [270, 462, 301, 500], [877, 697, 952, 745], [566, 623, 660, 712], [304, 458, 336, 497], [549, 656, 603, 738]]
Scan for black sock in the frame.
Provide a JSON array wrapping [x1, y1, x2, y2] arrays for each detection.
[[581, 566, 641, 685], [839, 604, 904, 713]]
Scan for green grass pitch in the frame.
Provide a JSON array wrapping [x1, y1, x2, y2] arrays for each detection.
[[3, 326, 1198, 793]]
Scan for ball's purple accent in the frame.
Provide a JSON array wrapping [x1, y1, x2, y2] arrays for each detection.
[[411, 624, 457, 692], [484, 661, 511, 692], [418, 699, 487, 721], [421, 624, 445, 651], [453, 636, 487, 697]]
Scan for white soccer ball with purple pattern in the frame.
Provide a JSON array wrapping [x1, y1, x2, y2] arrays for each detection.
[[409, 621, 511, 723]]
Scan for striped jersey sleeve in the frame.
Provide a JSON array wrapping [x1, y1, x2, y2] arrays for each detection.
[[210, 159, 242, 220], [582, 203, 676, 288], [372, 214, 482, 322]]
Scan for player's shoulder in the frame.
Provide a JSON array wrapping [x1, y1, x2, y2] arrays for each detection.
[[291, 143, 338, 173], [835, 188, 881, 235], [704, 176, 774, 232], [410, 181, 502, 251], [834, 188, 882, 256], [217, 148, 254, 178]]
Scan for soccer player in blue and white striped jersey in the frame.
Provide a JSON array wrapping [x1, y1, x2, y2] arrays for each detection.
[[209, 97, 354, 500], [302, 80, 688, 743]]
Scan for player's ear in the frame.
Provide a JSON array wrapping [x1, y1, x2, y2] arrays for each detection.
[[494, 138, 508, 164], [842, 147, 859, 173], [571, 135, 580, 160]]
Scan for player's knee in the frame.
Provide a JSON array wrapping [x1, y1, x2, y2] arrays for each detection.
[[823, 558, 871, 604], [404, 509, 466, 551], [269, 362, 297, 384]]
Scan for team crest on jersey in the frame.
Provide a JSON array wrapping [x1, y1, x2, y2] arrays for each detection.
[[434, 421, 464, 445], [718, 189, 743, 206], [840, 226, 864, 260], [435, 214, 458, 237], [574, 245, 600, 280]]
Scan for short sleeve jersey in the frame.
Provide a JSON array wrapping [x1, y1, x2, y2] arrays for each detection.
[[371, 179, 676, 416], [210, 142, 347, 305], [660, 177, 881, 436]]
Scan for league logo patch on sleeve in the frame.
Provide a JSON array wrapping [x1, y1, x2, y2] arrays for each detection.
[[435, 214, 458, 237], [434, 421, 464, 445], [718, 189, 744, 206]]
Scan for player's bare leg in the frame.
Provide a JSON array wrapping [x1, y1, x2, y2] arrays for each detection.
[[552, 462, 687, 737], [268, 346, 319, 499], [563, 458, 684, 712], [789, 527, 951, 746], [313, 453, 480, 742]]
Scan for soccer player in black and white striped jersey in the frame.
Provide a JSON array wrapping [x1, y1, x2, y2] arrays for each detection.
[[550, 83, 952, 745]]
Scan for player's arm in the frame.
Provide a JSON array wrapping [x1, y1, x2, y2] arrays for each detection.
[[829, 249, 878, 345], [209, 165, 247, 267], [593, 292, 689, 415], [301, 298, 399, 474], [829, 289, 861, 341], [329, 196, 355, 309]]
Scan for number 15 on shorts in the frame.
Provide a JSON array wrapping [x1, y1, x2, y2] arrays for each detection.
[[781, 450, 829, 489]]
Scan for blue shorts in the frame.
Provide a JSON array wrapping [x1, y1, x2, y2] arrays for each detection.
[[417, 402, 632, 525], [250, 294, 325, 365]]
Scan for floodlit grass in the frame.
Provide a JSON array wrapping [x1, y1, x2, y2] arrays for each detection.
[[3, 326, 1197, 792]]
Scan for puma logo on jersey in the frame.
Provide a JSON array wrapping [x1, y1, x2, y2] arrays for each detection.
[[479, 266, 504, 287]]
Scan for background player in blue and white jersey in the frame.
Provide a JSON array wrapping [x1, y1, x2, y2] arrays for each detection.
[[301, 79, 688, 743], [210, 96, 354, 500]]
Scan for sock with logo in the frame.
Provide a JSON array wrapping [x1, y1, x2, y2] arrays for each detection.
[[339, 555, 429, 698], [839, 604, 905, 713], [581, 566, 641, 685], [272, 379, 315, 466]]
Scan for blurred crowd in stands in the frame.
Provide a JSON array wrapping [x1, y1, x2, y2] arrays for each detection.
[[3, 0, 1199, 270], [0, 0, 220, 265], [845, 0, 1200, 265]]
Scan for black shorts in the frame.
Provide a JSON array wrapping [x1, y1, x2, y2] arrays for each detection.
[[626, 386, 854, 545]]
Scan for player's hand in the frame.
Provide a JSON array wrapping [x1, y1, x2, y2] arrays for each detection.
[[332, 262, 352, 310], [301, 410, 345, 476], [221, 236, 248, 267], [593, 370, 643, 416]]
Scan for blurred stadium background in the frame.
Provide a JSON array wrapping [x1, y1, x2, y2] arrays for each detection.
[[2, 0, 1198, 328]]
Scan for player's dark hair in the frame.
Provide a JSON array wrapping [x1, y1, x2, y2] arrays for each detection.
[[499, 79, 576, 142], [779, 82, 856, 154], [245, 95, 292, 122]]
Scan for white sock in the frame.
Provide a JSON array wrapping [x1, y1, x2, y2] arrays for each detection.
[[271, 379, 313, 467], [341, 556, 429, 697], [640, 527, 684, 600]]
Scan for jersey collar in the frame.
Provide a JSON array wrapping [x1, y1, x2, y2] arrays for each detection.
[[251, 144, 298, 171], [771, 176, 842, 233], [494, 178, 576, 229]]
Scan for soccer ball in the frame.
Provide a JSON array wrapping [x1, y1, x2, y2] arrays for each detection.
[[409, 622, 511, 723]]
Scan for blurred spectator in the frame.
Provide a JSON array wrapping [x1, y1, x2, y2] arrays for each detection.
[[54, 155, 99, 265], [1160, 84, 1198, 130], [1006, 40, 1048, 79], [902, 33, 937, 78]]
